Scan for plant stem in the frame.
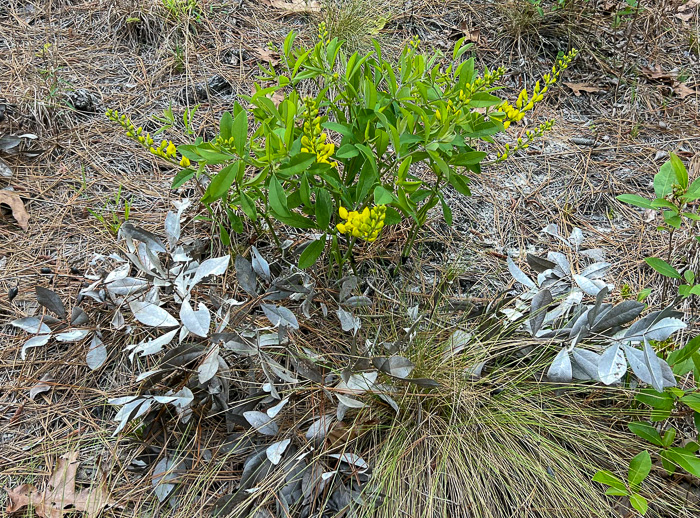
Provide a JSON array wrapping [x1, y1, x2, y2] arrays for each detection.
[[662, 228, 675, 302], [262, 212, 282, 250]]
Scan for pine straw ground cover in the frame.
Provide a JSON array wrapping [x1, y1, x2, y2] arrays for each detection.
[[1, 0, 700, 517]]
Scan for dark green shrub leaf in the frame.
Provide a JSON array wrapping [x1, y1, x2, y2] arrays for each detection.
[[592, 470, 626, 491], [644, 257, 681, 279], [314, 189, 333, 230], [202, 163, 238, 204], [667, 335, 700, 366], [670, 152, 688, 189], [664, 447, 700, 477], [219, 111, 233, 141], [298, 237, 325, 269], [629, 493, 648, 515], [654, 159, 675, 198], [172, 168, 195, 189], [681, 393, 700, 413], [616, 194, 653, 209], [628, 422, 663, 446], [374, 186, 394, 205], [628, 450, 651, 488]]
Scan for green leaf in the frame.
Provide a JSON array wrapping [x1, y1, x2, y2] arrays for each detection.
[[667, 335, 700, 366], [298, 237, 326, 269], [201, 163, 238, 204], [374, 186, 394, 205], [661, 427, 676, 448], [219, 223, 230, 245], [592, 470, 626, 491], [449, 151, 487, 166], [635, 389, 675, 410], [670, 152, 688, 189], [172, 168, 195, 189], [440, 197, 453, 225], [448, 173, 471, 196], [664, 447, 700, 477], [336, 143, 359, 159], [220, 111, 233, 141], [684, 177, 700, 201], [654, 160, 676, 198], [650, 198, 678, 211], [681, 393, 700, 413], [616, 194, 654, 209], [239, 191, 257, 220], [604, 487, 629, 496], [322, 122, 354, 137], [628, 422, 663, 446], [663, 210, 682, 229], [270, 209, 315, 229], [278, 153, 316, 177], [644, 257, 681, 279], [233, 110, 248, 155], [468, 92, 503, 108], [628, 450, 651, 487], [629, 493, 648, 515], [315, 189, 333, 231], [269, 175, 290, 216]]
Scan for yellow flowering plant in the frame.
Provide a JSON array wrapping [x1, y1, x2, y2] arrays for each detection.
[[107, 25, 577, 271]]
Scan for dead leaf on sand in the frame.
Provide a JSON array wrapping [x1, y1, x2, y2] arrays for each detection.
[[641, 65, 677, 82], [5, 452, 113, 518], [254, 47, 280, 66], [267, 0, 322, 13], [564, 82, 603, 96], [677, 0, 699, 21], [454, 21, 485, 45], [672, 81, 697, 99], [0, 189, 29, 230]]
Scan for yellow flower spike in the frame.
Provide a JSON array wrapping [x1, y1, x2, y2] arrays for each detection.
[[180, 156, 191, 167], [166, 142, 177, 157]]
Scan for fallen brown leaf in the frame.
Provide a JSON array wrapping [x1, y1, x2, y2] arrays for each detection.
[[641, 65, 677, 83], [0, 189, 29, 230], [455, 21, 485, 45], [564, 82, 603, 96], [268, 0, 322, 13], [271, 90, 285, 106], [678, 0, 700, 11], [254, 47, 280, 66], [672, 81, 697, 99], [6, 452, 113, 518]]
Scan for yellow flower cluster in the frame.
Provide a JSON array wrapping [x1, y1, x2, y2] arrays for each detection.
[[499, 49, 578, 129], [318, 21, 330, 45], [301, 99, 337, 167], [336, 205, 386, 242], [435, 67, 506, 122], [497, 120, 555, 161], [106, 108, 191, 167]]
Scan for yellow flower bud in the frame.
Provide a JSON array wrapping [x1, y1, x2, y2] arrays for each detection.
[[180, 156, 191, 167]]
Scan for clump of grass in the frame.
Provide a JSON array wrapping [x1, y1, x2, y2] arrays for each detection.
[[318, 0, 392, 52], [362, 326, 698, 518]]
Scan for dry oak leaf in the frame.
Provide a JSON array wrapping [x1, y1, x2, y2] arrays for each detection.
[[564, 82, 603, 96], [673, 81, 697, 99], [0, 189, 29, 230], [641, 65, 677, 83], [268, 0, 322, 13], [6, 451, 113, 518]]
